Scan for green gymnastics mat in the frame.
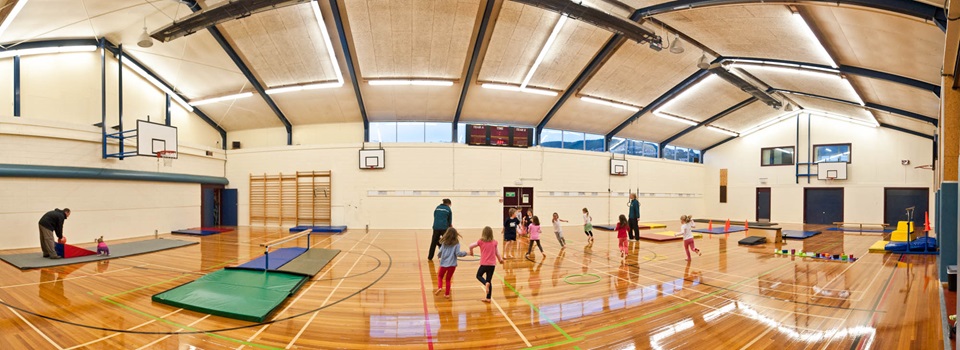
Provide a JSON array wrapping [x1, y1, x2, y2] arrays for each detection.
[[277, 248, 340, 276], [152, 269, 307, 322]]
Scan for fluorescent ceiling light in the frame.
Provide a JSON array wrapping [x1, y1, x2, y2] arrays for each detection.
[[119, 55, 193, 112], [725, 61, 840, 80], [311, 0, 344, 85], [791, 11, 837, 68], [266, 81, 341, 94], [0, 45, 97, 59], [842, 79, 866, 106], [580, 96, 640, 112], [521, 15, 567, 88], [807, 109, 879, 128], [189, 92, 254, 106], [739, 111, 797, 136], [481, 83, 558, 96], [0, 0, 28, 39], [654, 110, 698, 126], [657, 74, 717, 112], [368, 79, 454, 86], [707, 125, 739, 137]]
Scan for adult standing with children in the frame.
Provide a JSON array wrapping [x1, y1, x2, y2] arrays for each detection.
[[628, 193, 640, 241], [427, 199, 453, 260], [39, 208, 70, 259]]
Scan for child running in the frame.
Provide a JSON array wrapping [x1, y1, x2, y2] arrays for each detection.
[[502, 208, 520, 258], [582, 208, 594, 244], [615, 214, 629, 258], [435, 228, 467, 298], [552, 212, 568, 248], [525, 216, 546, 259], [469, 226, 504, 303], [675, 215, 701, 261]]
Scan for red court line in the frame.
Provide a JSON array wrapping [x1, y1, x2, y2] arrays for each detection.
[[414, 233, 436, 350]]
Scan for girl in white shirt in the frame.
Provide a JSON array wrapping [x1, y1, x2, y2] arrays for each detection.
[[675, 215, 701, 261], [582, 208, 594, 244], [552, 212, 568, 248]]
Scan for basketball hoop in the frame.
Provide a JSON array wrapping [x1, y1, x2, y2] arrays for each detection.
[[156, 150, 177, 167], [825, 175, 837, 184]]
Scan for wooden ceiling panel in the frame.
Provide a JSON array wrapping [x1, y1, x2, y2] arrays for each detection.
[[477, 2, 559, 84], [659, 74, 752, 121], [580, 40, 702, 107], [848, 75, 940, 120]]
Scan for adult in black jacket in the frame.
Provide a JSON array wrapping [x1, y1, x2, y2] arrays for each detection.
[[427, 199, 452, 260], [39, 208, 70, 259]]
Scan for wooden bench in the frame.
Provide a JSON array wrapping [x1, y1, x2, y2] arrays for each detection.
[[832, 222, 887, 231], [746, 226, 783, 244]]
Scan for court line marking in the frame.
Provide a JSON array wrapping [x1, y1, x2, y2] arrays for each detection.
[[414, 233, 436, 350], [65, 309, 183, 349], [0, 296, 64, 350], [0, 266, 138, 289], [238, 233, 361, 349], [135, 314, 211, 350], [940, 280, 951, 350], [849, 253, 901, 350], [284, 231, 383, 349], [497, 272, 575, 341], [484, 284, 533, 347]]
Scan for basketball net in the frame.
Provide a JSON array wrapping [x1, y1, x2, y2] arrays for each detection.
[[157, 151, 176, 169]]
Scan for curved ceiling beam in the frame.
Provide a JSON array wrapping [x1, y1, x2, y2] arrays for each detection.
[[454, 0, 497, 142], [636, 0, 947, 32], [535, 10, 642, 143], [659, 97, 757, 148], [605, 69, 710, 144], [328, 0, 369, 142], [722, 57, 940, 97], [185, 1, 293, 145], [880, 123, 934, 140], [774, 89, 938, 126]]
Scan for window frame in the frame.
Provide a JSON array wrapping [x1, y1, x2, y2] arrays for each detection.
[[760, 146, 796, 167], [813, 143, 852, 164]]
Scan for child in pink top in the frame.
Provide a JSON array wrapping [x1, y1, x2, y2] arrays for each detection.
[[615, 214, 629, 258], [525, 216, 546, 259], [469, 226, 503, 303]]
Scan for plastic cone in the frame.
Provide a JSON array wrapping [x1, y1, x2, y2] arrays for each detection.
[[708, 220, 713, 230], [724, 219, 731, 232], [925, 211, 931, 232], [744, 219, 749, 235]]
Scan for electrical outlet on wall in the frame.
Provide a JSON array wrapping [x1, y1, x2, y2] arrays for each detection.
[[901, 160, 910, 165]]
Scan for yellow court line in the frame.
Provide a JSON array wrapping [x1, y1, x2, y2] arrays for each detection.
[[1, 297, 64, 350], [135, 314, 211, 350], [486, 285, 533, 347], [239, 232, 365, 350], [285, 231, 383, 349], [65, 309, 184, 349]]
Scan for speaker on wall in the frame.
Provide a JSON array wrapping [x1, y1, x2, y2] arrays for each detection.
[[231, 141, 241, 150]]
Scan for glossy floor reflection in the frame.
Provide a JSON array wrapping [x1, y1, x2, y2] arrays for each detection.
[[0, 224, 943, 349]]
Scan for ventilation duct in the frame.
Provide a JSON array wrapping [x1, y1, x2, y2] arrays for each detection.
[[151, 0, 310, 42], [511, 0, 662, 51]]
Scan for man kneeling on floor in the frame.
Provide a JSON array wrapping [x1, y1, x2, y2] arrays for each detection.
[[39, 208, 69, 259]]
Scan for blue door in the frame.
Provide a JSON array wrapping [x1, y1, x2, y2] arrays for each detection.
[[221, 189, 238, 226], [756, 188, 771, 221], [884, 188, 928, 233], [804, 188, 843, 225], [202, 187, 217, 227]]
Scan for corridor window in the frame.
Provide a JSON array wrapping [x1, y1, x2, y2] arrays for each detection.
[[761, 146, 795, 166], [814, 144, 851, 163]]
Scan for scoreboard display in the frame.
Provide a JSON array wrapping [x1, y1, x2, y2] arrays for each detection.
[[466, 124, 532, 148]]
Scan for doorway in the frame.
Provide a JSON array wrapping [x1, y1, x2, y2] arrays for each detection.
[[201, 185, 238, 227], [804, 188, 844, 225], [503, 187, 534, 221], [756, 188, 771, 222], [883, 188, 929, 233]]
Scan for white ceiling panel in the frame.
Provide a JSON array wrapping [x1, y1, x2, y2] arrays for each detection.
[[875, 111, 937, 136], [362, 84, 461, 122], [738, 66, 860, 103], [710, 100, 783, 133], [849, 75, 940, 120], [672, 126, 733, 150], [546, 96, 635, 135], [659, 74, 752, 121], [200, 94, 284, 131], [477, 2, 559, 85], [802, 5, 943, 84], [616, 114, 689, 142], [790, 95, 875, 124], [219, 3, 339, 88], [525, 15, 613, 90], [580, 40, 703, 107], [346, 0, 480, 79], [658, 5, 836, 66], [271, 87, 362, 125], [460, 87, 558, 126]]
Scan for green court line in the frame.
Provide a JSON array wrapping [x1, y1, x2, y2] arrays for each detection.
[[497, 272, 577, 341]]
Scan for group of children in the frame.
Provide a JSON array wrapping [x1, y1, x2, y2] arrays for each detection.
[[433, 209, 702, 302]]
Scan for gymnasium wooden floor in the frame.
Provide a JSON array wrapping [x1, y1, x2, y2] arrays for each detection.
[[0, 224, 944, 349]]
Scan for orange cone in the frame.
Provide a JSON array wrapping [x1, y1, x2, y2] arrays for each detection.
[[744, 219, 749, 235], [708, 220, 713, 230], [724, 219, 731, 232], [924, 211, 931, 232]]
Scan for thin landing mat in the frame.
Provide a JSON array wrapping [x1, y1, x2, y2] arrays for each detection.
[[594, 225, 616, 231], [638, 223, 667, 229], [172, 229, 221, 236], [826, 227, 893, 233], [693, 219, 777, 227], [236, 247, 307, 271], [693, 226, 747, 234], [289, 226, 348, 233], [277, 248, 341, 276], [869, 240, 890, 253], [0, 239, 197, 270], [782, 230, 822, 239], [152, 269, 307, 322], [638, 231, 681, 241]]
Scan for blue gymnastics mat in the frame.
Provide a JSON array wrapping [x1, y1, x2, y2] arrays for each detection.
[[825, 227, 892, 233], [236, 247, 307, 271], [782, 230, 822, 239], [693, 226, 746, 234], [172, 229, 220, 236], [289, 225, 348, 233]]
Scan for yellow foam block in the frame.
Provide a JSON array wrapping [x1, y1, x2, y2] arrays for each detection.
[[640, 223, 667, 229], [890, 230, 910, 242], [650, 231, 702, 238], [868, 240, 889, 253]]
